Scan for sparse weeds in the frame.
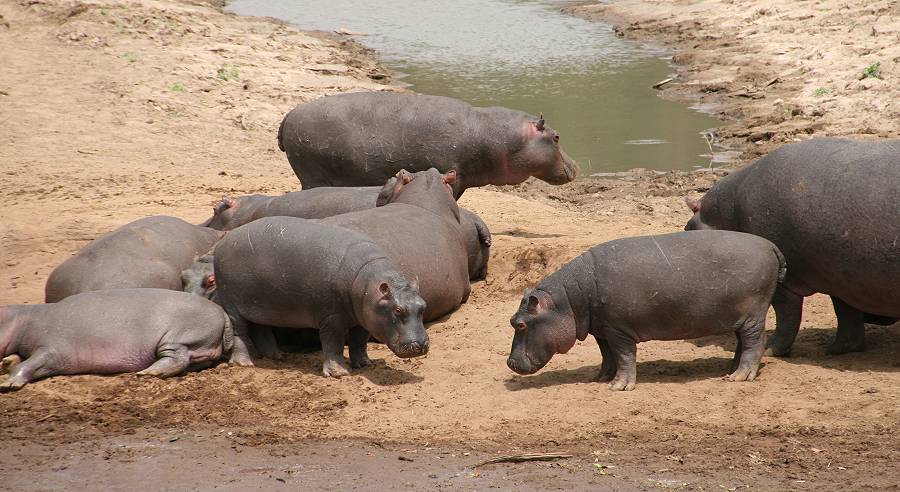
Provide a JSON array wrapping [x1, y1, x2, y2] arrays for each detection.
[[861, 62, 881, 80], [812, 87, 831, 97], [121, 52, 138, 63], [216, 65, 240, 82], [170, 82, 185, 92]]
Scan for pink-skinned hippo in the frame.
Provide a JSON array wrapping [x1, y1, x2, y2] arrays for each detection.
[[198, 186, 491, 281], [211, 217, 428, 376], [277, 92, 577, 198], [507, 231, 786, 391], [685, 138, 900, 356], [0, 289, 232, 392], [45, 216, 221, 303]]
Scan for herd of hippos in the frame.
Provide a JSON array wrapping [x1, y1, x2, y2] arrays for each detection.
[[1, 92, 898, 392]]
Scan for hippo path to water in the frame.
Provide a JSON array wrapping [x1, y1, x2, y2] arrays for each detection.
[[227, 0, 724, 174]]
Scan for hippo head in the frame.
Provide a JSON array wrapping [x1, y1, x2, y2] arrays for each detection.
[[684, 196, 718, 231], [182, 255, 217, 300], [510, 114, 577, 186], [360, 277, 429, 358], [376, 168, 461, 221], [199, 195, 266, 231], [506, 287, 577, 375]]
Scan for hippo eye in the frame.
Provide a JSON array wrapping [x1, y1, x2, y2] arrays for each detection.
[[516, 321, 527, 332], [394, 306, 405, 317], [553, 134, 560, 143]]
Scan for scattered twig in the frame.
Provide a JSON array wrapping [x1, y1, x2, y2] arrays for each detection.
[[77, 149, 97, 155], [472, 452, 573, 468], [36, 413, 56, 423], [652, 78, 673, 90]]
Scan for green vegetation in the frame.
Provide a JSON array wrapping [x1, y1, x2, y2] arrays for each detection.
[[812, 87, 831, 97], [170, 82, 185, 92], [861, 62, 881, 80], [121, 52, 138, 64], [216, 65, 240, 81]]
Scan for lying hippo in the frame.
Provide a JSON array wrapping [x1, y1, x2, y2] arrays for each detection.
[[45, 216, 221, 303], [321, 169, 471, 324], [0, 289, 231, 392], [277, 92, 577, 197], [199, 186, 491, 281], [506, 231, 785, 391], [213, 217, 428, 376], [686, 138, 900, 356]]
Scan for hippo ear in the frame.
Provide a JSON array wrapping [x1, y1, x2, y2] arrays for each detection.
[[535, 113, 545, 132], [378, 282, 392, 298], [442, 170, 457, 185], [685, 196, 702, 213], [398, 170, 413, 185], [526, 295, 541, 314], [203, 274, 216, 288], [410, 278, 419, 291]]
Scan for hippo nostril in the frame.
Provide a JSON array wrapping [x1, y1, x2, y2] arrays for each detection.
[[397, 340, 429, 358]]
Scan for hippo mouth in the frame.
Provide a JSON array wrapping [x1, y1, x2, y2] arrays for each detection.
[[390, 338, 430, 358], [539, 153, 578, 185], [506, 353, 546, 375]]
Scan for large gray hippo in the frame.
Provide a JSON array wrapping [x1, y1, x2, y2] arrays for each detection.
[[45, 216, 221, 303], [0, 289, 232, 392], [199, 185, 491, 281], [506, 231, 786, 391], [277, 92, 577, 197], [212, 217, 429, 376], [685, 138, 900, 356]]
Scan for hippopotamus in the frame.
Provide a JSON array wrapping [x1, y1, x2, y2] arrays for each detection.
[[212, 217, 428, 376], [0, 289, 231, 392], [198, 186, 491, 281], [277, 92, 577, 197], [45, 216, 221, 303], [685, 138, 900, 356], [320, 168, 471, 324], [506, 231, 786, 391]]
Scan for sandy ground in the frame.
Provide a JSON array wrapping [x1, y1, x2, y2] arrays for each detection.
[[1, 0, 899, 489]]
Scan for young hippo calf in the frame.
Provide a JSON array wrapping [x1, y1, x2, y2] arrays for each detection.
[[0, 289, 231, 392], [507, 231, 786, 391], [199, 186, 492, 281], [45, 216, 221, 303], [213, 217, 429, 376], [685, 138, 900, 355], [278, 92, 577, 197]]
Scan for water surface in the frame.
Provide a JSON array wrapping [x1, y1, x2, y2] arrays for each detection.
[[229, 0, 721, 173]]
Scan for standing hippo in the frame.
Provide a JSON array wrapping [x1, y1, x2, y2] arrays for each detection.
[[198, 186, 491, 281], [0, 289, 231, 392], [321, 168, 471, 324], [45, 216, 221, 303], [506, 231, 786, 391], [277, 92, 577, 197], [685, 138, 900, 356], [212, 217, 428, 376]]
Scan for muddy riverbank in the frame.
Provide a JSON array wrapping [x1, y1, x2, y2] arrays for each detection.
[[2, 0, 899, 489]]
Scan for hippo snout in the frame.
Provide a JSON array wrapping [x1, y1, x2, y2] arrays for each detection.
[[507, 356, 534, 375], [395, 339, 429, 358]]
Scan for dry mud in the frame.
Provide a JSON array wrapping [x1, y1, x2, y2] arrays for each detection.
[[1, 0, 898, 489]]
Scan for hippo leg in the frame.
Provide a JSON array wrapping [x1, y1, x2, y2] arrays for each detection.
[[827, 296, 866, 355], [767, 287, 804, 357], [226, 311, 255, 367], [593, 335, 617, 382], [0, 354, 22, 374], [606, 332, 637, 391], [248, 324, 283, 360], [0, 351, 55, 392], [319, 320, 350, 378], [136, 344, 191, 378], [727, 317, 766, 382], [348, 326, 373, 369]]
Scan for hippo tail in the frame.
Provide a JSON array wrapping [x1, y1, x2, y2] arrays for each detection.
[[772, 245, 787, 284]]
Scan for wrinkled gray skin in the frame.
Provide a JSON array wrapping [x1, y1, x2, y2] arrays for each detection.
[[0, 289, 232, 392], [212, 217, 428, 377], [685, 138, 900, 356], [277, 92, 577, 198], [507, 231, 785, 391], [321, 168, 471, 325], [198, 186, 491, 281], [45, 216, 221, 303]]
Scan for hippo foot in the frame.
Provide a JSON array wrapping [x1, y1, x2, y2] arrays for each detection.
[[350, 356, 373, 370], [227, 353, 256, 367], [0, 375, 27, 392], [726, 364, 759, 382], [765, 337, 793, 358], [825, 338, 865, 355], [0, 355, 22, 374], [322, 359, 351, 378], [608, 374, 635, 391]]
